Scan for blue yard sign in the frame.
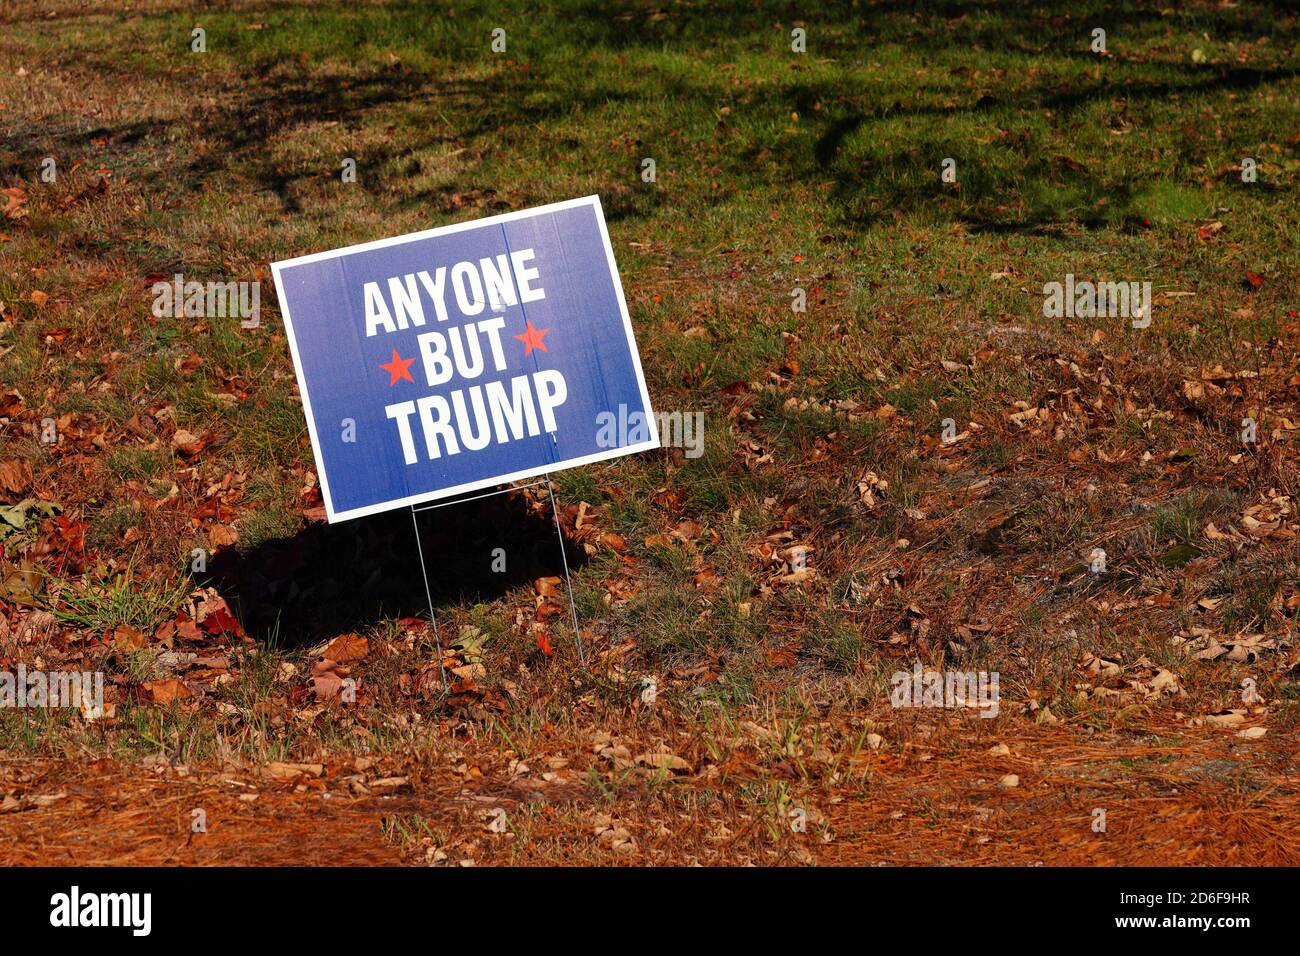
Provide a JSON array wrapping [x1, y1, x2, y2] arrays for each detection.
[[271, 196, 658, 522]]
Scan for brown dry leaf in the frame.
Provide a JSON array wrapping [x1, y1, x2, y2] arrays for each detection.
[[0, 459, 31, 494], [1147, 668, 1183, 697], [170, 429, 204, 456], [0, 187, 27, 221], [764, 642, 799, 668], [112, 625, 147, 650], [694, 567, 722, 591], [533, 576, 562, 598], [207, 524, 238, 547], [263, 761, 324, 780], [1194, 639, 1228, 661], [322, 632, 369, 664], [1081, 652, 1121, 678], [141, 678, 189, 705], [670, 519, 703, 541], [634, 751, 693, 774], [28, 290, 48, 308], [310, 672, 345, 700], [857, 471, 888, 511], [1203, 709, 1247, 728], [2, 562, 44, 605]]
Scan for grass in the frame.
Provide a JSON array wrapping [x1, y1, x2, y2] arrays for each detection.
[[52, 558, 189, 634]]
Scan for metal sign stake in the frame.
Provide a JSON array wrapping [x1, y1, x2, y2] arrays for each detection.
[[409, 504, 447, 691], [545, 473, 586, 666], [408, 479, 585, 686]]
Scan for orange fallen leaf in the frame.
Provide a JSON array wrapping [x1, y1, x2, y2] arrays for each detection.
[[112, 625, 147, 650], [170, 429, 205, 456], [0, 187, 26, 221], [310, 672, 344, 700], [322, 632, 369, 665], [0, 459, 31, 494], [207, 524, 238, 547], [141, 678, 189, 705]]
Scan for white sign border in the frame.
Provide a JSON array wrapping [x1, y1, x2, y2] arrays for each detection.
[[270, 195, 659, 523]]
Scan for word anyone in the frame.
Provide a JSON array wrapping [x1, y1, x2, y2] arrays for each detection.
[[890, 663, 1000, 718], [364, 248, 545, 336]]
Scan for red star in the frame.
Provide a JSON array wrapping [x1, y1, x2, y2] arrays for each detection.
[[379, 348, 416, 385], [513, 319, 550, 356]]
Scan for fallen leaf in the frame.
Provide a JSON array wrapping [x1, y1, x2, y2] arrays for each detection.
[[263, 761, 324, 780], [0, 459, 31, 494], [112, 625, 147, 650], [141, 678, 189, 705], [207, 524, 238, 547], [1204, 709, 1247, 728], [0, 187, 27, 221], [310, 672, 345, 700], [170, 429, 205, 456], [322, 632, 369, 665], [634, 751, 693, 774]]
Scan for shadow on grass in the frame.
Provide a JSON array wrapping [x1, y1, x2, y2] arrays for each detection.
[[3, 0, 1296, 239], [201, 491, 585, 646]]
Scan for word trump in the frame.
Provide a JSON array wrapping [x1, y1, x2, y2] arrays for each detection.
[[386, 366, 568, 464], [363, 249, 570, 464]]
